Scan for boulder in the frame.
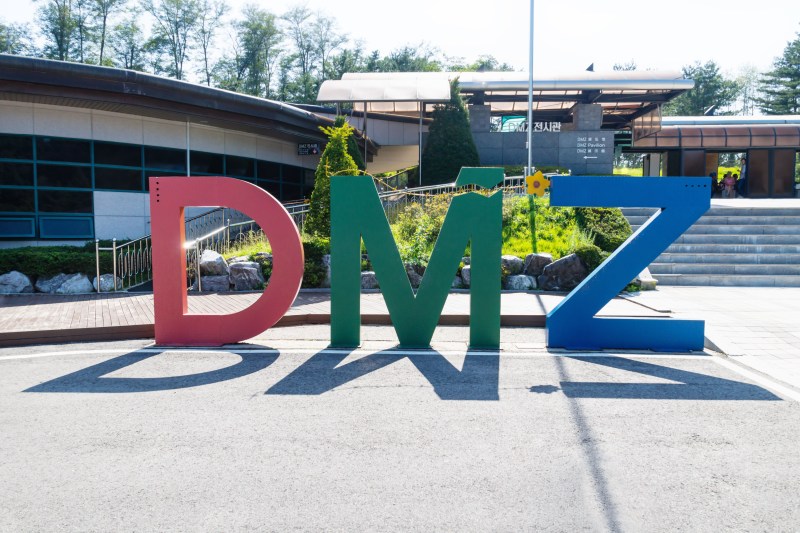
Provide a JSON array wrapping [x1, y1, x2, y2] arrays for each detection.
[[199, 250, 229, 276], [36, 273, 94, 294], [460, 265, 471, 288], [320, 254, 332, 288], [537, 254, 589, 291], [360, 271, 379, 290], [229, 262, 265, 291], [501, 255, 524, 276], [452, 276, 463, 289], [0, 271, 33, 294], [228, 255, 249, 264], [253, 252, 273, 264], [405, 263, 423, 288], [523, 253, 553, 277], [196, 275, 231, 292], [461, 256, 471, 266], [93, 274, 123, 292], [504, 274, 537, 291]]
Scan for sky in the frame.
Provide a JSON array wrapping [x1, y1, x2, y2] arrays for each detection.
[[4, 0, 800, 76]]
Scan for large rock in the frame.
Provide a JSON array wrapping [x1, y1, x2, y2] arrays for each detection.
[[199, 250, 229, 276], [504, 274, 537, 291], [320, 254, 332, 288], [461, 256, 471, 266], [523, 253, 553, 277], [501, 255, 524, 276], [537, 254, 589, 291], [405, 263, 423, 288], [227, 255, 249, 264], [361, 271, 379, 290], [229, 262, 265, 291], [196, 275, 231, 292], [0, 271, 33, 294], [460, 265, 471, 288], [452, 276, 463, 289], [36, 273, 94, 294], [93, 273, 122, 292]]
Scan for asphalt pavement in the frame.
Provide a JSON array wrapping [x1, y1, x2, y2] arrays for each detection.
[[1, 326, 799, 532]]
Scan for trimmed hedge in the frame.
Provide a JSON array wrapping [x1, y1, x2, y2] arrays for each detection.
[[575, 207, 632, 252], [0, 244, 112, 280]]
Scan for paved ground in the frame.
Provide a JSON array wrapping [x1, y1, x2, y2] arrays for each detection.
[[1, 329, 799, 531], [627, 287, 800, 392]]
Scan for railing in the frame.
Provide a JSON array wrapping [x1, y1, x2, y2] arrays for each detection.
[[94, 236, 152, 292], [93, 173, 558, 291]]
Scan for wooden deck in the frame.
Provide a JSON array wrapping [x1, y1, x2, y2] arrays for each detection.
[[0, 290, 665, 346]]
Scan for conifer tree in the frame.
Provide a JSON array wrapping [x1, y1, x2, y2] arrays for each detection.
[[334, 115, 366, 171], [305, 122, 358, 237], [420, 78, 479, 185], [759, 32, 800, 115]]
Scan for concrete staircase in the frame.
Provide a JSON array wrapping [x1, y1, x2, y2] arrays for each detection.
[[622, 206, 800, 287]]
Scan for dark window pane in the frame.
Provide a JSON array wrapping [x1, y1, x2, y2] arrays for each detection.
[[36, 137, 91, 163], [38, 190, 93, 213], [191, 151, 224, 174], [40, 217, 93, 238], [95, 141, 142, 167], [0, 188, 35, 212], [282, 164, 302, 183], [226, 155, 254, 177], [0, 135, 33, 160], [0, 217, 35, 237], [259, 181, 281, 198], [37, 164, 92, 188], [257, 161, 281, 180], [95, 167, 142, 191], [282, 183, 302, 201], [145, 146, 186, 172], [304, 169, 315, 186], [0, 163, 34, 186], [144, 170, 184, 191]]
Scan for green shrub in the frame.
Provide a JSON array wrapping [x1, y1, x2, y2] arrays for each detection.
[[301, 236, 330, 288], [573, 243, 608, 272], [575, 207, 632, 252], [0, 244, 112, 280]]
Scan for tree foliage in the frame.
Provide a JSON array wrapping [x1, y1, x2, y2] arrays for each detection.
[[0, 20, 33, 55], [420, 79, 480, 185], [663, 61, 740, 116], [305, 122, 359, 238], [334, 115, 366, 171], [142, 0, 199, 80], [758, 31, 800, 114]]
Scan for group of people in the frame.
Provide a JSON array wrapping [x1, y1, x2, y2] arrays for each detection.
[[709, 157, 748, 198]]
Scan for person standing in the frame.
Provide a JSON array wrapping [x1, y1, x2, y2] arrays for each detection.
[[737, 157, 748, 197]]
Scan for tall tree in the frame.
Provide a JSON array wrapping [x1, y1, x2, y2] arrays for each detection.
[[236, 5, 282, 97], [72, 0, 95, 62], [38, 0, 78, 61], [91, 0, 127, 65], [0, 20, 33, 55], [378, 45, 441, 72], [142, 0, 200, 80], [420, 79, 480, 185], [735, 65, 761, 115], [108, 12, 146, 70], [326, 44, 366, 80], [195, 0, 227, 85], [312, 14, 346, 83], [448, 54, 514, 72], [758, 31, 800, 115], [663, 61, 739, 116]]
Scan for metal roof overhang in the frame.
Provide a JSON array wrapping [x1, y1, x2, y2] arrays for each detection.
[[632, 124, 800, 150], [316, 78, 451, 115], [332, 71, 693, 128], [0, 55, 332, 144]]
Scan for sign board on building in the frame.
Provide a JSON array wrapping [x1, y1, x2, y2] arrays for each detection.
[[297, 143, 320, 156]]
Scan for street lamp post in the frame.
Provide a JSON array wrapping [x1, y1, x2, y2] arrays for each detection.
[[526, 0, 534, 177]]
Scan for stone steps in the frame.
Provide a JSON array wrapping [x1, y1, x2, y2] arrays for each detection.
[[622, 206, 800, 287]]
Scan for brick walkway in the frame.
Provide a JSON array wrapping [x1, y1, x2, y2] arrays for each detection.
[[0, 290, 662, 346]]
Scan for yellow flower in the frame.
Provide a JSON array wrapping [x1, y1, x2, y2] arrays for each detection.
[[526, 171, 550, 197]]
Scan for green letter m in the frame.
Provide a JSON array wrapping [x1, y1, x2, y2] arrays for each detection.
[[330, 173, 502, 349]]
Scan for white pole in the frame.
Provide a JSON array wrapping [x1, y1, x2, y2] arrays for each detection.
[[526, 0, 535, 176]]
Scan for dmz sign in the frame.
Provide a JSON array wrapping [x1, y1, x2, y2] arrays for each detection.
[[149, 170, 710, 352]]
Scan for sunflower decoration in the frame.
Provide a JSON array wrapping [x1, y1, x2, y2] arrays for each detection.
[[526, 170, 550, 197]]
